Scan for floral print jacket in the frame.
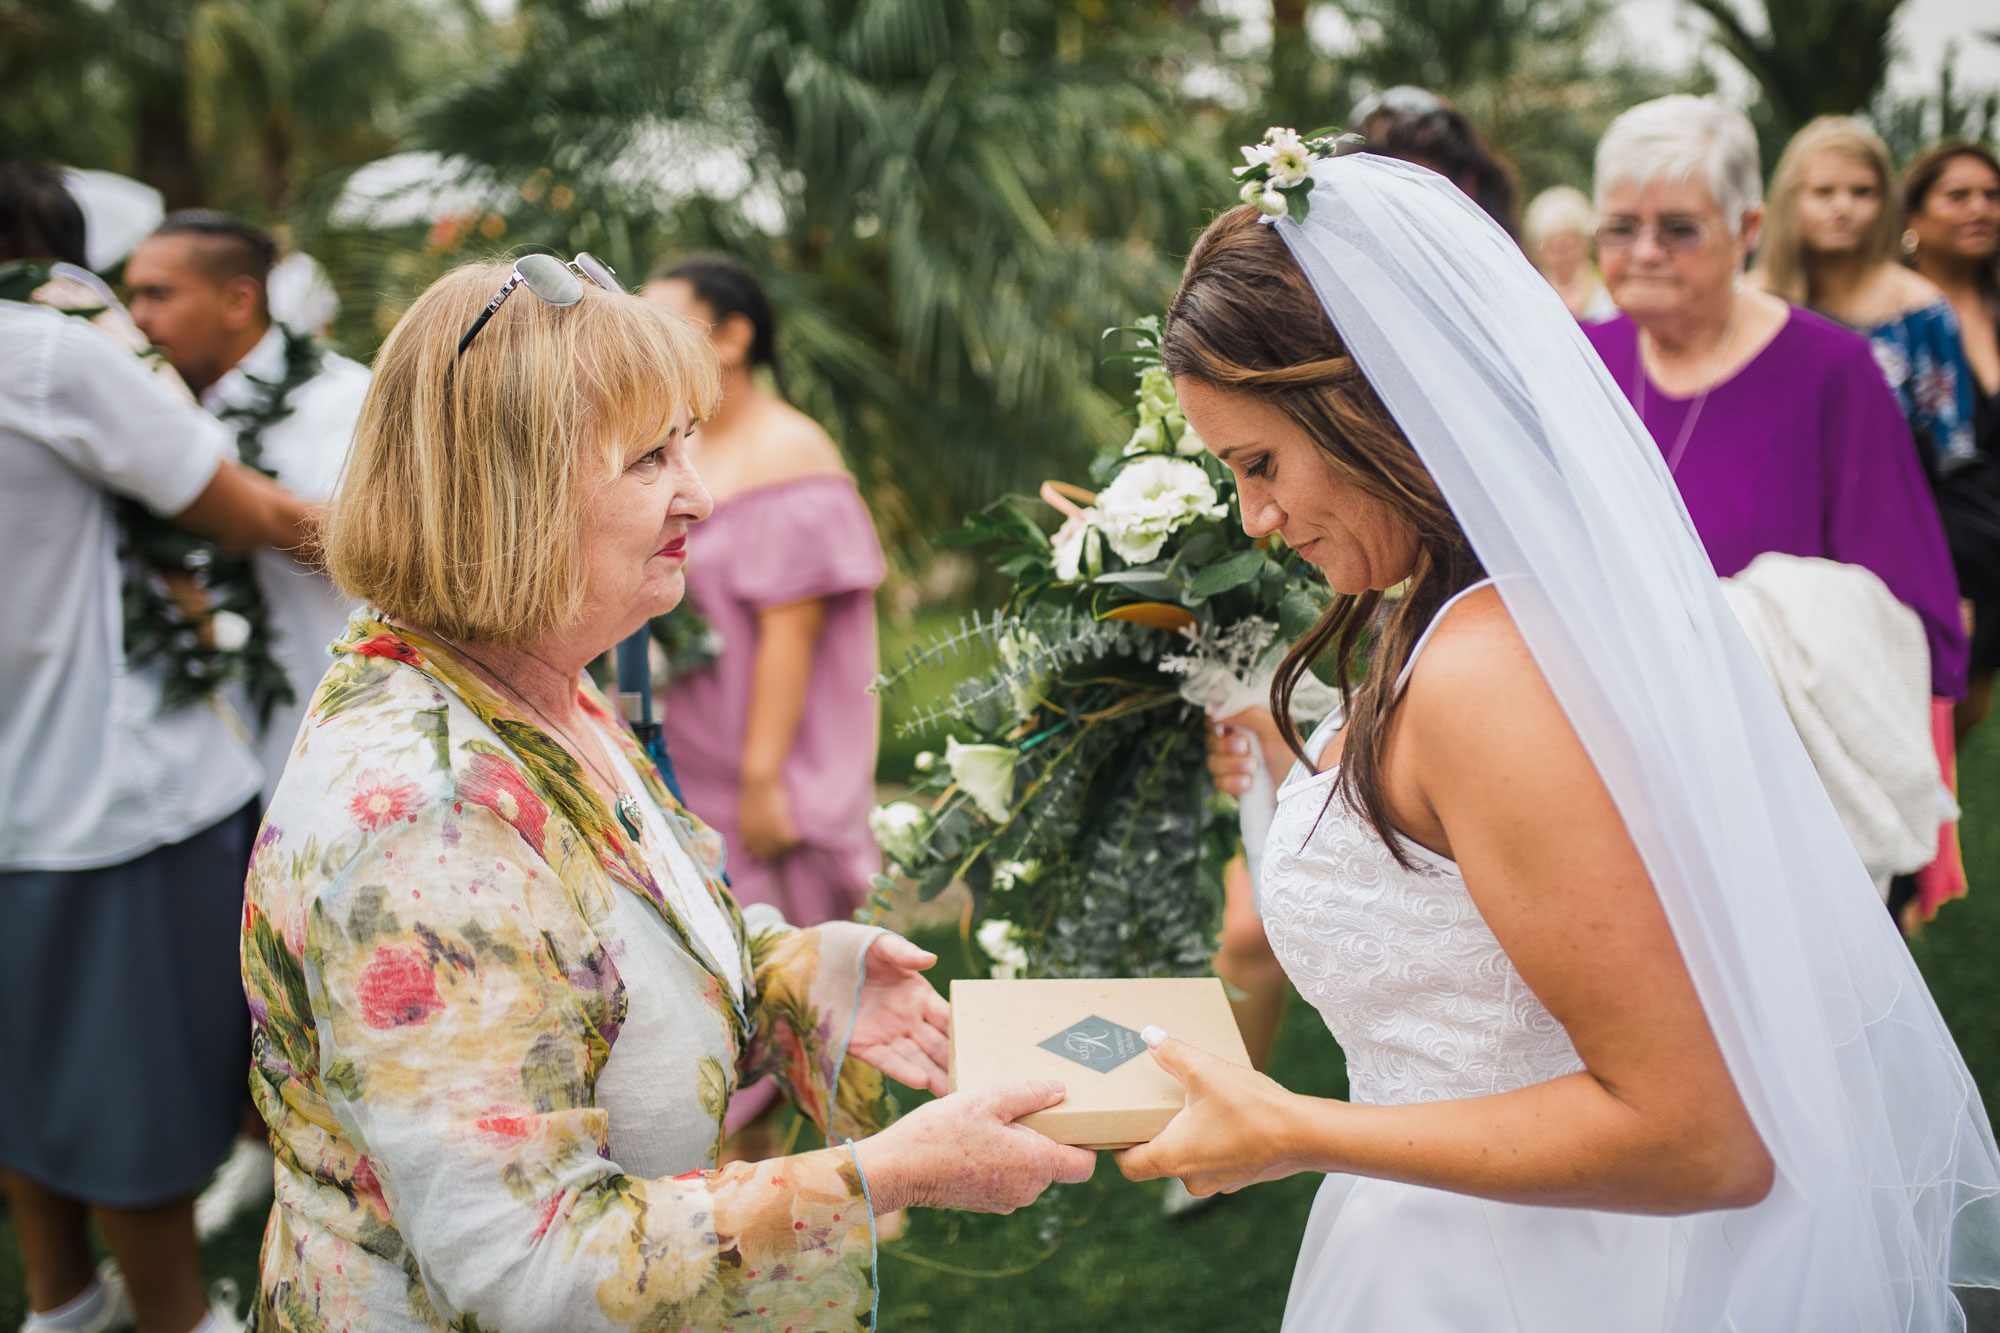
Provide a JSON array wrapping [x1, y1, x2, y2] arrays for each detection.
[[242, 620, 896, 1332]]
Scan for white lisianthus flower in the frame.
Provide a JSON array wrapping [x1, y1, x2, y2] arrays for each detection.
[[1051, 509, 1100, 581], [913, 750, 937, 773], [868, 800, 929, 867], [209, 610, 252, 653], [946, 736, 1019, 823], [1254, 188, 1288, 218], [1093, 456, 1228, 564], [1240, 178, 1266, 205], [976, 918, 1030, 981]]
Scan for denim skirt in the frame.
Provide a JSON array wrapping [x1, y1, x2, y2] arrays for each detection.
[[0, 801, 256, 1205]]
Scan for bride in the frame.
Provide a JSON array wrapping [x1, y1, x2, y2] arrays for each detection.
[[1115, 149, 2000, 1328]]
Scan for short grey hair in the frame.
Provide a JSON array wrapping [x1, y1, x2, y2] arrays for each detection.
[[1523, 186, 1597, 250], [1593, 95, 1763, 234]]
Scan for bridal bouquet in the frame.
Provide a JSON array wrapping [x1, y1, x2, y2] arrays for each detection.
[[871, 319, 1330, 978]]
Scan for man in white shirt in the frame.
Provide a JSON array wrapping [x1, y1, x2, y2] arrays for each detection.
[[0, 166, 318, 1333], [127, 212, 368, 800], [124, 212, 369, 1244]]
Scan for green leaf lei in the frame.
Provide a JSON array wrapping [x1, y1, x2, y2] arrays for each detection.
[[122, 325, 322, 728]]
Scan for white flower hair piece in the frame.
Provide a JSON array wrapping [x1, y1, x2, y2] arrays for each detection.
[[1232, 127, 1367, 222]]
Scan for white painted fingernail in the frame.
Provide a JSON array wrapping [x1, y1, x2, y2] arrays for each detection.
[[1141, 1025, 1168, 1047]]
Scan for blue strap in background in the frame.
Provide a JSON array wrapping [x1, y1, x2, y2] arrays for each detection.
[[615, 627, 686, 805]]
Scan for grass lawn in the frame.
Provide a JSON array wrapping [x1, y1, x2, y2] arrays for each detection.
[[7, 727, 2000, 1330]]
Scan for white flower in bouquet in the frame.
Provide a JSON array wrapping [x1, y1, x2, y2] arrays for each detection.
[[991, 858, 1038, 892], [1124, 416, 1168, 456], [1175, 419, 1206, 457], [868, 800, 930, 867], [913, 750, 937, 773], [1094, 456, 1228, 564], [976, 918, 1031, 981], [1051, 509, 1102, 581], [946, 736, 1019, 823]]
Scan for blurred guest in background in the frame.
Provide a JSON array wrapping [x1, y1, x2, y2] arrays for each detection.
[[1904, 140, 2000, 744], [1524, 185, 1617, 320], [1755, 117, 1975, 468], [644, 255, 885, 930], [125, 210, 368, 1239], [1586, 96, 1968, 929], [1584, 95, 1965, 700], [0, 167, 318, 1333], [1353, 85, 1520, 236], [644, 253, 888, 1150], [1905, 140, 2000, 453], [128, 212, 366, 801]]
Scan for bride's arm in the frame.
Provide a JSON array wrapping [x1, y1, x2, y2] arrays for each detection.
[[1120, 598, 1774, 1215]]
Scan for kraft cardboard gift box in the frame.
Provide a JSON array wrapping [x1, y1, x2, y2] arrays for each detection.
[[947, 976, 1254, 1150]]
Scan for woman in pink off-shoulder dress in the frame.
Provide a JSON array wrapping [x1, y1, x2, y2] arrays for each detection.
[[645, 254, 886, 933]]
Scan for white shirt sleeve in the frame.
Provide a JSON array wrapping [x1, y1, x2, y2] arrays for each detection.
[[27, 314, 229, 517]]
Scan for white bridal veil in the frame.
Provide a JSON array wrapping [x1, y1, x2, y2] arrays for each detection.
[[1276, 154, 2000, 1329]]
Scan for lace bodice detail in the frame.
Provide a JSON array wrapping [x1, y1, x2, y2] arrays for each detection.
[[1257, 585, 1585, 1108], [1261, 766, 1585, 1105]]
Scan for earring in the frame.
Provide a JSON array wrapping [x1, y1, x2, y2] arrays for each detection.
[[1902, 229, 1920, 256]]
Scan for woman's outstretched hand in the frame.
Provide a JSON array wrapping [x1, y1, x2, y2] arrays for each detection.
[[855, 1081, 1097, 1214], [1115, 1033, 1310, 1197], [848, 933, 953, 1095]]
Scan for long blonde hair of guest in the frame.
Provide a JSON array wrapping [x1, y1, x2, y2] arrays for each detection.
[[1756, 116, 1902, 306]]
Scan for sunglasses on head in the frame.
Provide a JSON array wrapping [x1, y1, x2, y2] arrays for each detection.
[[456, 252, 623, 357]]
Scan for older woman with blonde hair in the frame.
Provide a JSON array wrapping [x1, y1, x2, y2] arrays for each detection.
[[1754, 115, 1976, 468], [1581, 96, 1965, 703], [241, 255, 1092, 1333]]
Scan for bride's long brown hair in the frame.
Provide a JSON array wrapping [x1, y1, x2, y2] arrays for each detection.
[[1164, 206, 1483, 861]]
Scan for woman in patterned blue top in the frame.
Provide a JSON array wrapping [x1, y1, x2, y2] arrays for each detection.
[[1755, 116, 1977, 470]]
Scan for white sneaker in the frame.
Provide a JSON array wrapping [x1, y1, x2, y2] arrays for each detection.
[[17, 1261, 133, 1333], [194, 1139, 275, 1240]]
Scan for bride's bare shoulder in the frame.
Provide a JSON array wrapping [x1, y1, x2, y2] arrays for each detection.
[[1400, 585, 1574, 765]]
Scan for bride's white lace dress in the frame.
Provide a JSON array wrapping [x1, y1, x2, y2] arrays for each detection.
[[1260, 588, 1684, 1331]]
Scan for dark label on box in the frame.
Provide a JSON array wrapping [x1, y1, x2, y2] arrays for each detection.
[[1037, 1016, 1145, 1073]]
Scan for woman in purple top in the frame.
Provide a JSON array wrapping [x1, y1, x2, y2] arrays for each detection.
[[644, 255, 886, 927], [1585, 95, 1966, 700]]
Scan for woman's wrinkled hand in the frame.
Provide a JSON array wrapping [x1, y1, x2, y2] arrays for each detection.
[[848, 933, 952, 1095], [1206, 706, 1290, 795], [1114, 1034, 1310, 1198], [856, 1081, 1097, 1214]]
